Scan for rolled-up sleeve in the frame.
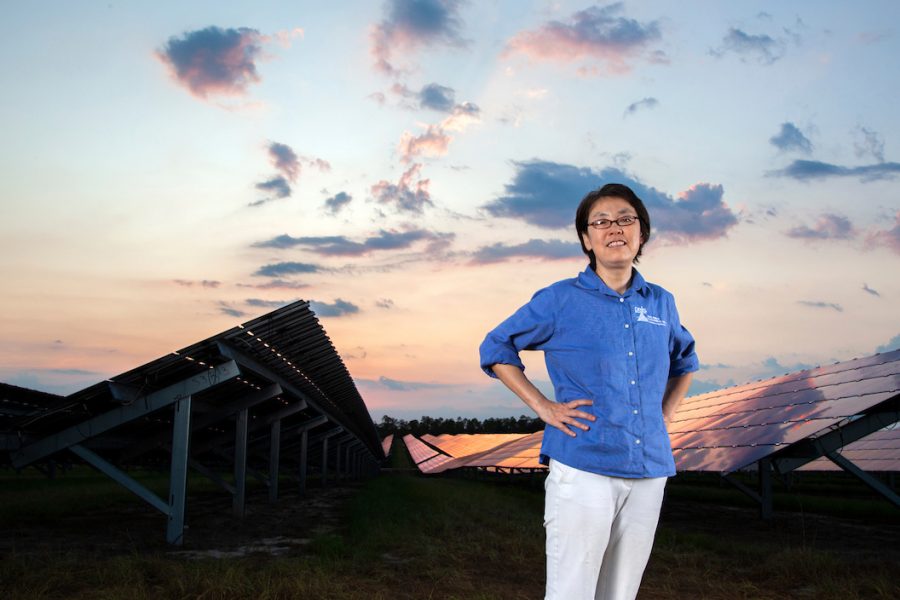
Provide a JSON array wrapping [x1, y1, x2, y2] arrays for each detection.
[[666, 293, 699, 378], [479, 287, 557, 378]]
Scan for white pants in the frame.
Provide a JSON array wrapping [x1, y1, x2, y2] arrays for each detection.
[[544, 459, 666, 600]]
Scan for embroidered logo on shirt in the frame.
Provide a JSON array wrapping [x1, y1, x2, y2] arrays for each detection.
[[634, 306, 667, 327]]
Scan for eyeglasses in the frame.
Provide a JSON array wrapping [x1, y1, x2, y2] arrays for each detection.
[[587, 215, 640, 230]]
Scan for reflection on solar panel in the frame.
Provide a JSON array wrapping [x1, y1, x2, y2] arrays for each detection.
[[2, 300, 383, 544], [669, 349, 899, 474], [381, 434, 394, 457], [404, 433, 544, 474], [402, 434, 440, 464]]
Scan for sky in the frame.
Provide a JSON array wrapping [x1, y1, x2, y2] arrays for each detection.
[[1, 1, 899, 422]]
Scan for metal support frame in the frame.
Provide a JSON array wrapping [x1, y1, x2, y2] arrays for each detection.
[[11, 361, 239, 469], [120, 383, 284, 462], [269, 420, 281, 504], [68, 395, 194, 545], [168, 395, 192, 544], [189, 458, 236, 494], [298, 428, 308, 495], [825, 450, 900, 507], [233, 408, 248, 517]]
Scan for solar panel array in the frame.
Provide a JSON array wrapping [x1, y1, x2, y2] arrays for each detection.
[[2, 300, 384, 544], [3, 300, 382, 466], [381, 434, 394, 457], [402, 350, 899, 480], [669, 349, 899, 473]]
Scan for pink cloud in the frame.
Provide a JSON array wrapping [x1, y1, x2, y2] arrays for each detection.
[[398, 126, 452, 163], [370, 0, 465, 74], [866, 211, 900, 254], [371, 164, 433, 214], [157, 26, 264, 99], [504, 5, 662, 74]]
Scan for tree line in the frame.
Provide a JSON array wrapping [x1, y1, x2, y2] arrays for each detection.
[[376, 414, 544, 437]]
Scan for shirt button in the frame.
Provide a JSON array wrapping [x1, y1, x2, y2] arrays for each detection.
[[619, 298, 624, 303], [633, 409, 639, 414], [630, 380, 636, 385], [635, 439, 641, 444], [628, 351, 634, 356], [624, 324, 630, 329]]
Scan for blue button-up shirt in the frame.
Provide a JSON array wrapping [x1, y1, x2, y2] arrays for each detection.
[[479, 267, 698, 478]]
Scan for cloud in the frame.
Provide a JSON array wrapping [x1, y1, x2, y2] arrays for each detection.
[[875, 334, 900, 354], [359, 376, 453, 391], [770, 122, 812, 153], [503, 4, 661, 74], [711, 27, 784, 64], [483, 161, 739, 243], [470, 239, 582, 264], [754, 356, 816, 378], [623, 97, 658, 117], [253, 142, 331, 206], [866, 211, 900, 254], [376, 298, 395, 309], [797, 300, 843, 312], [251, 176, 292, 206], [253, 262, 322, 277], [419, 82, 456, 111], [854, 126, 886, 163], [252, 228, 453, 256], [370, 0, 465, 74], [397, 103, 480, 163], [398, 125, 452, 162], [785, 213, 855, 240], [770, 159, 900, 181], [371, 163, 433, 214], [237, 279, 310, 290], [245, 298, 292, 309], [217, 301, 248, 318], [324, 191, 352, 215], [267, 142, 301, 182], [157, 26, 265, 99], [687, 378, 730, 396], [309, 298, 359, 317], [862, 283, 880, 297], [173, 279, 221, 288]]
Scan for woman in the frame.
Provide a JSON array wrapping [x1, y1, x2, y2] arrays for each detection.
[[479, 183, 698, 600]]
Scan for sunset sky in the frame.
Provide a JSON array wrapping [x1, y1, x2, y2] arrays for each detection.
[[2, 1, 898, 421]]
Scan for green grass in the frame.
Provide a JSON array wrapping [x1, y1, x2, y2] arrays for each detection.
[[1, 449, 898, 599]]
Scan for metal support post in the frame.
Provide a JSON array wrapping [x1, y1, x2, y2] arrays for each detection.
[[269, 420, 281, 504], [234, 408, 248, 518], [167, 395, 192, 545], [344, 444, 351, 480], [758, 457, 773, 519], [322, 436, 329, 487], [335, 441, 343, 481], [298, 428, 308, 496]]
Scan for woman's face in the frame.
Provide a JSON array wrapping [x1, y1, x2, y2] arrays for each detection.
[[580, 196, 643, 271]]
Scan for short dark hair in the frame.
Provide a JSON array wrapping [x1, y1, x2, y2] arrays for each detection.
[[575, 183, 652, 269]]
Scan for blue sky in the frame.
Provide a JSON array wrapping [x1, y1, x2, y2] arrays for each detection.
[[1, 1, 898, 420]]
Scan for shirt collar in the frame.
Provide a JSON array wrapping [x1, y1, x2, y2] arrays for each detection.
[[576, 266, 651, 298]]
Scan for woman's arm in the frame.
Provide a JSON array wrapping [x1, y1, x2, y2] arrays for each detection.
[[491, 363, 596, 437], [661, 372, 693, 424]]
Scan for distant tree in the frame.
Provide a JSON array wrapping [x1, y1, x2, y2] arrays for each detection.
[[376, 414, 543, 437]]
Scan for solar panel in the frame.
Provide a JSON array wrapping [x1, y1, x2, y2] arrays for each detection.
[[402, 434, 440, 464], [381, 434, 394, 457], [670, 349, 900, 474]]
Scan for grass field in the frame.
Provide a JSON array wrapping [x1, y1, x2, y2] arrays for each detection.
[[1, 445, 898, 599]]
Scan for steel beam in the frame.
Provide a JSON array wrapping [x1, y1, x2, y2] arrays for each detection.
[[233, 408, 248, 518], [826, 451, 900, 507], [70, 444, 170, 515], [189, 458, 235, 494], [189, 397, 309, 457], [120, 383, 284, 462], [11, 361, 239, 468], [298, 428, 308, 495], [167, 396, 192, 545], [269, 420, 281, 504]]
